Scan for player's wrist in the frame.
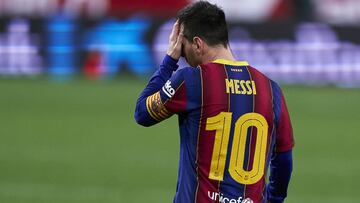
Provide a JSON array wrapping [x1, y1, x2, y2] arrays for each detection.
[[166, 50, 181, 61], [163, 54, 179, 71]]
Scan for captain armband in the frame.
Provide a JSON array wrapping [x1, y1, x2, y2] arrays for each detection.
[[146, 91, 172, 121]]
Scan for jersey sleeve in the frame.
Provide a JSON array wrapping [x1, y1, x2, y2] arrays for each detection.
[[159, 68, 187, 113], [272, 81, 295, 152], [267, 150, 293, 203], [134, 55, 179, 126], [137, 68, 188, 126]]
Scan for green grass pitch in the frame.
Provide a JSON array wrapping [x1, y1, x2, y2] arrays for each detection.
[[0, 77, 359, 203]]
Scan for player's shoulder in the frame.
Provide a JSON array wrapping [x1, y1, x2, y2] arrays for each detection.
[[199, 61, 233, 70], [178, 66, 201, 74], [247, 64, 280, 87], [174, 66, 201, 79], [247, 65, 269, 79], [269, 79, 281, 90]]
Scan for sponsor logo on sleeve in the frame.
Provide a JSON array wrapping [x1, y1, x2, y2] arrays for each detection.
[[162, 80, 175, 98]]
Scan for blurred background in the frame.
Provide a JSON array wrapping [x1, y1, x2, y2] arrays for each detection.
[[0, 0, 359, 202]]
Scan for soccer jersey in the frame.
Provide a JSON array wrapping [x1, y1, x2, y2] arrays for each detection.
[[136, 56, 294, 203]]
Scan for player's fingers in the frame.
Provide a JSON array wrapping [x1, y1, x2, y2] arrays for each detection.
[[177, 24, 184, 45], [177, 29, 183, 43], [179, 23, 184, 36], [170, 22, 176, 36], [174, 31, 183, 51], [169, 20, 180, 42], [173, 20, 180, 34]]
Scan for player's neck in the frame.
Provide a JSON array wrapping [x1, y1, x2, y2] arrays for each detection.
[[203, 45, 236, 63]]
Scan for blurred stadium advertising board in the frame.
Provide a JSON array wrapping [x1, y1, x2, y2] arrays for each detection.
[[3, 0, 360, 24], [1, 17, 360, 87]]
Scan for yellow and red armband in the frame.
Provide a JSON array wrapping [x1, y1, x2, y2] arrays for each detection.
[[146, 91, 172, 121]]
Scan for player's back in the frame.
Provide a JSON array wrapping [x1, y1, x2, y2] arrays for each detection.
[[193, 59, 277, 203], [161, 59, 293, 203]]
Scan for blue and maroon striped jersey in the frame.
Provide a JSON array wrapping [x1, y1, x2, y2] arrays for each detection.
[[135, 55, 294, 203]]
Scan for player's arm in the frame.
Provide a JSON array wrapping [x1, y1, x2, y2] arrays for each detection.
[[267, 82, 295, 203], [267, 150, 293, 203], [134, 55, 178, 126], [134, 21, 184, 126]]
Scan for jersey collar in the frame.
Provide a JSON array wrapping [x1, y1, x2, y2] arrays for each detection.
[[212, 59, 249, 66]]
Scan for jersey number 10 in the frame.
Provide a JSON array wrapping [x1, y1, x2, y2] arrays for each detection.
[[206, 112, 268, 185]]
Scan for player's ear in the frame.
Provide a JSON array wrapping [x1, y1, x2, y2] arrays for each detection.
[[192, 36, 203, 54]]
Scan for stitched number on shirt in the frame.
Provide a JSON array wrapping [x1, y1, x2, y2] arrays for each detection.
[[206, 112, 232, 181], [206, 112, 269, 185]]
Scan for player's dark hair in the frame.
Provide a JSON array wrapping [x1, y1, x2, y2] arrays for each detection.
[[177, 1, 229, 48]]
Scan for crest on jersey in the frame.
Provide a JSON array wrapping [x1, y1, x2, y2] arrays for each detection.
[[146, 91, 172, 121]]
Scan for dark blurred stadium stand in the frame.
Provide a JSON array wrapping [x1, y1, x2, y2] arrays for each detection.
[[0, 0, 360, 86]]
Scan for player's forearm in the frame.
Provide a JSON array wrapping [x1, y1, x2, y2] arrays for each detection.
[[134, 55, 178, 126], [137, 55, 178, 101], [267, 150, 293, 203]]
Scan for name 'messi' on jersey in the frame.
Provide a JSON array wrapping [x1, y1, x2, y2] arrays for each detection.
[[225, 79, 257, 95]]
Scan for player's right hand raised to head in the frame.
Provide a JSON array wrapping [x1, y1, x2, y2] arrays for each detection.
[[166, 20, 184, 60]]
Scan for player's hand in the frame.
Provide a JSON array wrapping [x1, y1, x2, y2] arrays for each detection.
[[167, 20, 184, 60]]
